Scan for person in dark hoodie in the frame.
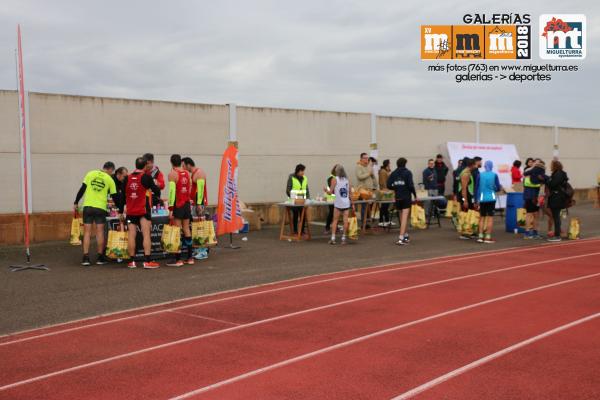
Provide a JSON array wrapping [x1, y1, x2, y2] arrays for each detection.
[[387, 157, 417, 246], [522, 158, 547, 239], [546, 160, 569, 242], [472, 156, 482, 197], [112, 167, 128, 213], [453, 158, 466, 199], [434, 154, 449, 195], [422, 159, 438, 192], [286, 164, 310, 235]]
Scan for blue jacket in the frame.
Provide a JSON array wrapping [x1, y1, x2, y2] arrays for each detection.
[[422, 167, 438, 190], [475, 171, 501, 203]]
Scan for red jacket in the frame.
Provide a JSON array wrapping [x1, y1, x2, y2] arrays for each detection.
[[511, 166, 522, 184]]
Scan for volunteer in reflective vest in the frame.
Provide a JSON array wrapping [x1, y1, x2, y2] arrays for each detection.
[[459, 158, 476, 211], [324, 165, 337, 234], [167, 154, 194, 267], [124, 157, 161, 269], [522, 158, 547, 239], [285, 164, 310, 235]]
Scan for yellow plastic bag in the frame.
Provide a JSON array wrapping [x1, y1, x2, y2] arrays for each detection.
[[468, 209, 480, 234], [568, 218, 580, 240], [517, 208, 527, 227], [161, 224, 181, 253], [348, 217, 359, 240], [106, 225, 128, 259], [410, 204, 427, 229], [192, 220, 217, 247], [445, 200, 460, 218], [457, 211, 470, 235], [69, 215, 83, 246]]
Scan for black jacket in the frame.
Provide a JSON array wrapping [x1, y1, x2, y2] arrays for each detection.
[[548, 170, 569, 209], [434, 161, 449, 184], [112, 175, 126, 212], [387, 167, 416, 200]]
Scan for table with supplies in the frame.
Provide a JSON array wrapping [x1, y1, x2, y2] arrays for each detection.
[[105, 213, 217, 260], [278, 200, 373, 241], [278, 195, 447, 241], [106, 214, 170, 259]]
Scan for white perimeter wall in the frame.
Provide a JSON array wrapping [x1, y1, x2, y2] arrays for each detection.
[[1, 90, 598, 213]]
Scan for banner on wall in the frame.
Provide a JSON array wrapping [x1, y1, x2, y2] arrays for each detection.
[[446, 142, 520, 190], [216, 145, 244, 236]]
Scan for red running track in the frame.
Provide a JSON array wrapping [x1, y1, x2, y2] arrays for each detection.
[[1, 239, 599, 399]]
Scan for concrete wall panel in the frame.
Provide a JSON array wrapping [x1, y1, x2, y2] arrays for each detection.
[[0, 153, 23, 213], [29, 93, 228, 155]]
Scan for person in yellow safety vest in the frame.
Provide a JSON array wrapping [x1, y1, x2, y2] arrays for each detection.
[[522, 158, 547, 239], [286, 164, 310, 235], [324, 165, 338, 234]]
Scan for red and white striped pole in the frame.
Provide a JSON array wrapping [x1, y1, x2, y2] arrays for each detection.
[[16, 24, 31, 259], [10, 25, 47, 271]]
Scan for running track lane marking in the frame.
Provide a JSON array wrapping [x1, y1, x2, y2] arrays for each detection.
[[391, 312, 600, 400], [2, 238, 596, 346], [2, 252, 598, 392], [168, 272, 600, 399], [167, 310, 241, 326]]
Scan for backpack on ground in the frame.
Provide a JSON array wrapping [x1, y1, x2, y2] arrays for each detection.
[[563, 182, 575, 208]]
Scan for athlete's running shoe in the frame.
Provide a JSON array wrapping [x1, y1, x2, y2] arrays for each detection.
[[96, 254, 108, 265], [166, 260, 185, 267], [185, 258, 195, 265], [396, 239, 406, 246], [459, 235, 471, 240], [328, 239, 336, 245], [547, 236, 562, 242], [81, 255, 91, 266], [483, 238, 496, 244], [127, 261, 137, 269], [476, 237, 484, 243], [143, 261, 160, 269]]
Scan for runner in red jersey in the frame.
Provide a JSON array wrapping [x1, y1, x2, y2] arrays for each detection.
[[182, 157, 208, 216], [142, 153, 165, 207], [124, 157, 161, 269], [166, 154, 193, 267]]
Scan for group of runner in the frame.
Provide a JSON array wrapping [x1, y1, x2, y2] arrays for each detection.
[[73, 153, 207, 268], [454, 157, 502, 243]]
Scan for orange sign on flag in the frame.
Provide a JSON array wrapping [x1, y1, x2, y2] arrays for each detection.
[[216, 145, 244, 236]]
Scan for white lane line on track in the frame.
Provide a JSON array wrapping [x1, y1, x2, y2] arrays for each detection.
[[2, 238, 596, 346], [391, 312, 600, 400], [167, 310, 241, 326], [2, 251, 599, 392], [168, 273, 600, 400]]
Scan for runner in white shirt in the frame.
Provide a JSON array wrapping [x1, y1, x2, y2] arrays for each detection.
[[325, 164, 354, 245]]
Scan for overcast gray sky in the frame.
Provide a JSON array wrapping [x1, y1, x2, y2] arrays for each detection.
[[1, 0, 598, 128]]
